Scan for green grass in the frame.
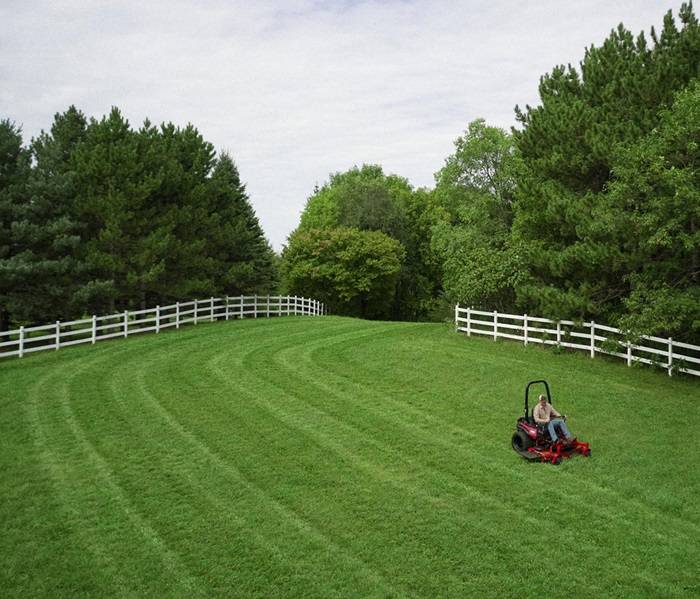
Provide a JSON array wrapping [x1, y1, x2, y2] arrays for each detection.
[[1, 316, 698, 598]]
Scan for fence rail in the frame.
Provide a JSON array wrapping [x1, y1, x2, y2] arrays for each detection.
[[0, 295, 325, 360], [454, 305, 700, 378]]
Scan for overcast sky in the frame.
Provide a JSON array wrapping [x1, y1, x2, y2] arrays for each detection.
[[0, 1, 685, 250]]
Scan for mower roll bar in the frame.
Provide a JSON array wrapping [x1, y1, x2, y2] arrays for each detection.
[[525, 380, 551, 420]]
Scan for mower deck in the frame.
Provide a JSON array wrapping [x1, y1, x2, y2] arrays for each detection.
[[526, 438, 591, 465]]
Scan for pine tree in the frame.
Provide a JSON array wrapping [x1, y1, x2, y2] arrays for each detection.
[[0, 108, 85, 328], [609, 80, 700, 341], [512, 3, 700, 324], [205, 153, 277, 295], [0, 120, 30, 330]]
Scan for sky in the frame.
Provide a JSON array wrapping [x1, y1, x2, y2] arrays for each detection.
[[0, 0, 686, 250]]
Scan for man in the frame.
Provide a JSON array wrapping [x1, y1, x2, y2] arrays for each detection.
[[533, 394, 575, 444]]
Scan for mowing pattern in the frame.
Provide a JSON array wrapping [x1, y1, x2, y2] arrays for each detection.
[[1, 317, 698, 597]]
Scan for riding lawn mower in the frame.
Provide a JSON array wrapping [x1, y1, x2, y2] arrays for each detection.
[[511, 380, 591, 465]]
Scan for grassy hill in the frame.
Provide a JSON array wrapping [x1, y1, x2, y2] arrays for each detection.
[[1, 316, 698, 597]]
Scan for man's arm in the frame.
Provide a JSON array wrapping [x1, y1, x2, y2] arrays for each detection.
[[550, 405, 561, 418]]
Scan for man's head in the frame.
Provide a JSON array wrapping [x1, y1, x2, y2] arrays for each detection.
[[538, 394, 547, 404]]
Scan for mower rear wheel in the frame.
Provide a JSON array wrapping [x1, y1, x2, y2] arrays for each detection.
[[511, 430, 533, 453]]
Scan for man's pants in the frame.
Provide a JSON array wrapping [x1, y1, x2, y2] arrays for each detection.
[[547, 418, 572, 442]]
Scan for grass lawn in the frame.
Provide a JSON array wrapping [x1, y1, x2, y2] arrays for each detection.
[[1, 316, 698, 598]]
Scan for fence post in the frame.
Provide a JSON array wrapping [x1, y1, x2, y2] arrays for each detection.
[[19, 326, 24, 358], [556, 321, 561, 347], [92, 315, 97, 344], [240, 295, 244, 319], [210, 297, 214, 321], [524, 314, 528, 346], [455, 303, 459, 332], [176, 302, 180, 329], [627, 339, 632, 366], [55, 321, 60, 350], [194, 299, 198, 325], [294, 295, 298, 316], [493, 310, 498, 341], [267, 295, 270, 318], [668, 338, 673, 377], [467, 307, 472, 336], [156, 306, 160, 333], [590, 321, 595, 358], [225, 296, 230, 320], [254, 295, 258, 318], [123, 311, 128, 338]]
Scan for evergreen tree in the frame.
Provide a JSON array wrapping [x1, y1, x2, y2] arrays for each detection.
[[71, 108, 153, 312], [71, 112, 221, 312], [205, 153, 277, 295], [609, 81, 700, 341], [24, 106, 86, 321], [0, 108, 85, 328], [512, 3, 700, 323], [0, 120, 30, 330]]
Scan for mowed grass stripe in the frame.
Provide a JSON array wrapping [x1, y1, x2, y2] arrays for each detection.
[[1, 316, 698, 597]]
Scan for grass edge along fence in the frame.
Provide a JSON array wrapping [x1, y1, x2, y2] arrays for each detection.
[[0, 295, 326, 360], [455, 305, 700, 378]]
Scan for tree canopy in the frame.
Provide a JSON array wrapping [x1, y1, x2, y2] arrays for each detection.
[[512, 2, 700, 334], [0, 106, 276, 327], [282, 227, 404, 320], [287, 164, 441, 320]]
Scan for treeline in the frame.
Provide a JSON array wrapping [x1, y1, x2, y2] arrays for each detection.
[[3, 4, 699, 344], [282, 3, 700, 343], [0, 107, 276, 331]]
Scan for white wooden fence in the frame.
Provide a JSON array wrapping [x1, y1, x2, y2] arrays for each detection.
[[455, 305, 700, 378], [0, 295, 325, 360]]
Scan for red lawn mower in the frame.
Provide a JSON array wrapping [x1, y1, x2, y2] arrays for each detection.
[[511, 380, 591, 465]]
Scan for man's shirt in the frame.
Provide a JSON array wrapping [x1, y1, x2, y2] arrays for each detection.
[[533, 402, 560, 424]]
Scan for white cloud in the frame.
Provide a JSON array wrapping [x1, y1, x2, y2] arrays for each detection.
[[0, 0, 685, 249]]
